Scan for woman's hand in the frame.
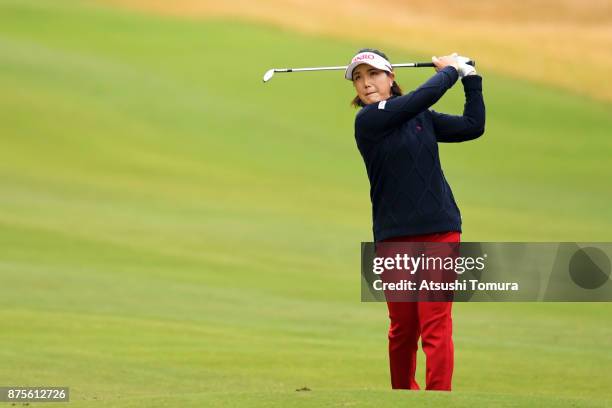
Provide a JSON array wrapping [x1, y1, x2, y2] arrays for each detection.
[[432, 53, 459, 72], [455, 54, 477, 77]]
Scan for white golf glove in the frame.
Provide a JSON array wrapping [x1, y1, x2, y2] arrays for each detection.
[[451, 52, 476, 78], [452, 53, 477, 78]]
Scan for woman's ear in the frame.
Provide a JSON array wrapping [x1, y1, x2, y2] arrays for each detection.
[[388, 72, 396, 88]]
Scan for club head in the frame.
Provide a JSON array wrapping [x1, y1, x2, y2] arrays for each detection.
[[262, 69, 275, 83]]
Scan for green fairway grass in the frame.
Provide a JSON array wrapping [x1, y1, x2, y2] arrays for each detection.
[[1, 0, 611, 406]]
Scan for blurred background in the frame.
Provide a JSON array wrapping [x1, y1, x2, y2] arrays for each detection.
[[1, 0, 611, 406]]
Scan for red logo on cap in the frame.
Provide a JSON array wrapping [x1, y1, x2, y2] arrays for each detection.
[[352, 53, 375, 63]]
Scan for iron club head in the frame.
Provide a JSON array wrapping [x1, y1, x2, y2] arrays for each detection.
[[262, 69, 275, 83]]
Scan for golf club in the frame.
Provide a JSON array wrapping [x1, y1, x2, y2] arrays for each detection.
[[262, 60, 475, 83]]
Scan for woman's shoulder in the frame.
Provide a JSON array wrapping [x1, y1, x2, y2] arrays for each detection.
[[354, 100, 387, 123], [353, 104, 373, 128]]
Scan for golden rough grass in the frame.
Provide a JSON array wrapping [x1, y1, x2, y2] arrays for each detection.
[[100, 0, 612, 102]]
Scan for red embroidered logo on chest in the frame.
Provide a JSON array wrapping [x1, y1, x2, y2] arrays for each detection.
[[416, 125, 423, 132]]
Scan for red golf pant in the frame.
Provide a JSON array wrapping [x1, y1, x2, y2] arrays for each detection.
[[382, 231, 460, 391]]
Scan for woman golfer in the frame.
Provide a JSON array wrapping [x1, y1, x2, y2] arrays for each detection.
[[347, 48, 485, 391]]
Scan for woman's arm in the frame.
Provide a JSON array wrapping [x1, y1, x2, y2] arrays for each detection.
[[355, 66, 459, 140], [430, 75, 486, 143]]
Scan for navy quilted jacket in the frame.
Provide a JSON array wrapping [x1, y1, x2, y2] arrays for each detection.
[[354, 66, 485, 242]]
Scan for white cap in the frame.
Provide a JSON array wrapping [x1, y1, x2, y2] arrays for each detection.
[[345, 51, 393, 80]]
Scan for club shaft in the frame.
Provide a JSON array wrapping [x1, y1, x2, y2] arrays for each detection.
[[272, 60, 474, 73], [273, 66, 346, 73]]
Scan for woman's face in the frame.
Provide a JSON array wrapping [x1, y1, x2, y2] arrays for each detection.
[[352, 64, 395, 105]]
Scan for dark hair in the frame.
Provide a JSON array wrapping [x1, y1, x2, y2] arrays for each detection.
[[350, 48, 403, 108]]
